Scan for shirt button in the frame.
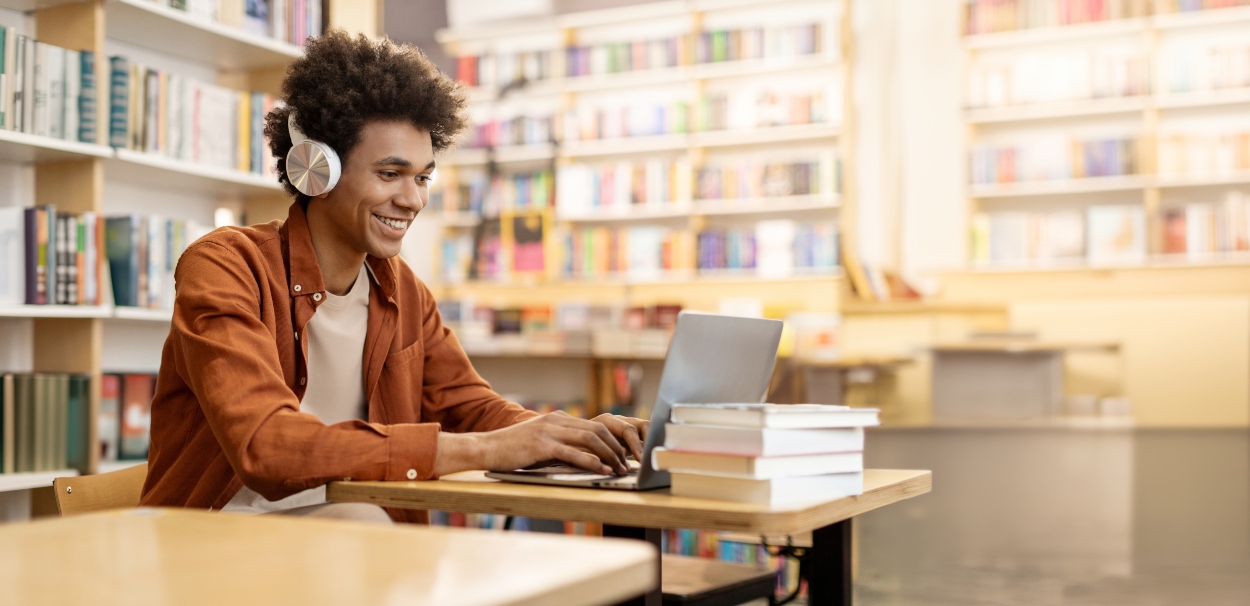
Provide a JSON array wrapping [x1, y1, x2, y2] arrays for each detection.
[[406, 469, 417, 480], [294, 332, 299, 340], [293, 284, 302, 292], [313, 292, 323, 301], [299, 377, 306, 386]]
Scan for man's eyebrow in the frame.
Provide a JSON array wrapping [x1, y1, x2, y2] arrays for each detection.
[[425, 160, 436, 170], [373, 156, 412, 168]]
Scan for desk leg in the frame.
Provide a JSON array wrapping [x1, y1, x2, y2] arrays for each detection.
[[806, 518, 852, 606], [603, 524, 661, 606]]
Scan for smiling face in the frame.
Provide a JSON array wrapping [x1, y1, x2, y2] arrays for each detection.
[[312, 120, 435, 260]]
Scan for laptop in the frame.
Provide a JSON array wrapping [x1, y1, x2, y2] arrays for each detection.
[[485, 311, 784, 490]]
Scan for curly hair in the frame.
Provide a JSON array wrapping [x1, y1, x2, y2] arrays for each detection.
[[264, 29, 468, 201]]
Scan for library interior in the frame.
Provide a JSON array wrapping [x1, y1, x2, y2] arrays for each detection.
[[0, 0, 1248, 605]]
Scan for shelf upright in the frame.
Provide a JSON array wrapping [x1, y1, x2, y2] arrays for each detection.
[[26, 0, 108, 477]]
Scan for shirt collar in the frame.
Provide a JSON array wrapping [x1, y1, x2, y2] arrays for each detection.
[[281, 201, 399, 303]]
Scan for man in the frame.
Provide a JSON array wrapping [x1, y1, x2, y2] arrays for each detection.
[[140, 31, 647, 523]]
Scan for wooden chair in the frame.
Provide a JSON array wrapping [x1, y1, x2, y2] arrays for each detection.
[[52, 464, 148, 516], [661, 554, 778, 606]]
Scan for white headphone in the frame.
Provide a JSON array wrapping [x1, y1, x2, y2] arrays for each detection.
[[286, 112, 341, 197]]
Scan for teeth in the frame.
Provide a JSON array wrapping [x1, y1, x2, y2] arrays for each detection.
[[376, 215, 409, 230]]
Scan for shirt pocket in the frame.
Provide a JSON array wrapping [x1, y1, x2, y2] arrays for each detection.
[[380, 340, 424, 423]]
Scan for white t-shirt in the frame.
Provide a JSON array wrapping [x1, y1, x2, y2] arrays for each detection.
[[222, 264, 371, 513]]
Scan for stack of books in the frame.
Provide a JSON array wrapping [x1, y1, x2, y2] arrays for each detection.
[[655, 403, 879, 506]]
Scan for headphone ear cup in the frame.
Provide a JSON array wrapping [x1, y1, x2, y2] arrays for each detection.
[[286, 140, 342, 196]]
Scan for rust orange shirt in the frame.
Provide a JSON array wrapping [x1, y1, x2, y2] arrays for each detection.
[[139, 201, 537, 523]]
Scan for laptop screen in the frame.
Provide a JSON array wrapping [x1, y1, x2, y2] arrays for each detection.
[[635, 312, 784, 488]]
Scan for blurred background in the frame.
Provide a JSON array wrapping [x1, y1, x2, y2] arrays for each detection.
[[1, 0, 1248, 604], [390, 0, 1250, 603]]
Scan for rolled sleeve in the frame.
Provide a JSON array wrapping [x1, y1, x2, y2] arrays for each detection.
[[388, 423, 442, 480]]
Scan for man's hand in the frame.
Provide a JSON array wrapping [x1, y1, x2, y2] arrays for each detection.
[[436, 411, 632, 477], [590, 413, 650, 463]]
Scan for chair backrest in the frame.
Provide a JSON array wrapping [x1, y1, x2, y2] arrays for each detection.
[[53, 463, 149, 516]]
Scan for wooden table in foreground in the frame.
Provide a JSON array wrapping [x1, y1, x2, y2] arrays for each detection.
[[329, 468, 932, 606], [0, 508, 656, 606]]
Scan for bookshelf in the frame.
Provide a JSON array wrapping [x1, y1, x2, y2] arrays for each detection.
[[433, 0, 856, 314], [0, 0, 383, 498], [963, 1, 1250, 269]]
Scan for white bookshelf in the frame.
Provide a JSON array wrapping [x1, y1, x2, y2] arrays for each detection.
[[695, 193, 840, 215], [0, 469, 77, 494], [111, 306, 174, 322], [0, 130, 113, 164], [556, 205, 694, 223], [105, 0, 302, 71], [963, 17, 1148, 50], [560, 133, 692, 158], [693, 123, 840, 148], [555, 194, 840, 223], [97, 459, 145, 474], [963, 7, 1250, 270], [109, 149, 282, 196], [965, 96, 1150, 124], [1152, 4, 1250, 30], [0, 0, 76, 11], [1155, 88, 1250, 110], [969, 175, 1151, 199], [0, 305, 112, 319], [442, 143, 557, 166]]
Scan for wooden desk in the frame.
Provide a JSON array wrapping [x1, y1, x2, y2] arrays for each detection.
[[0, 508, 657, 606], [329, 468, 932, 606], [929, 340, 1121, 419]]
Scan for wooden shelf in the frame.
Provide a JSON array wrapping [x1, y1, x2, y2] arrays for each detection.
[[965, 96, 1149, 124], [1156, 87, 1250, 110], [0, 470, 77, 493], [561, 133, 691, 158], [969, 174, 1149, 198], [693, 123, 840, 148], [111, 307, 173, 322], [694, 194, 840, 216], [0, 130, 113, 164], [965, 252, 1250, 273], [441, 143, 557, 166], [1153, 6, 1250, 30], [109, 149, 281, 195], [556, 205, 694, 223], [1156, 171, 1250, 189], [559, 55, 838, 94], [104, 0, 302, 71], [97, 460, 146, 474], [0, 305, 112, 319], [963, 18, 1148, 50], [448, 269, 842, 289]]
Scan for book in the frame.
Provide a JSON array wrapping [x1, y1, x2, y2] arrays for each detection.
[[14, 374, 32, 472], [0, 206, 22, 306], [32, 374, 46, 471], [66, 375, 89, 470], [32, 41, 48, 137], [79, 50, 96, 143], [671, 403, 880, 429], [652, 448, 863, 480], [670, 471, 864, 505], [64, 49, 80, 142], [0, 26, 7, 129], [119, 373, 155, 460], [105, 215, 141, 307], [663, 423, 864, 457], [1, 374, 13, 474], [46, 44, 64, 140], [99, 374, 121, 462], [24, 206, 55, 305], [108, 56, 130, 148]]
